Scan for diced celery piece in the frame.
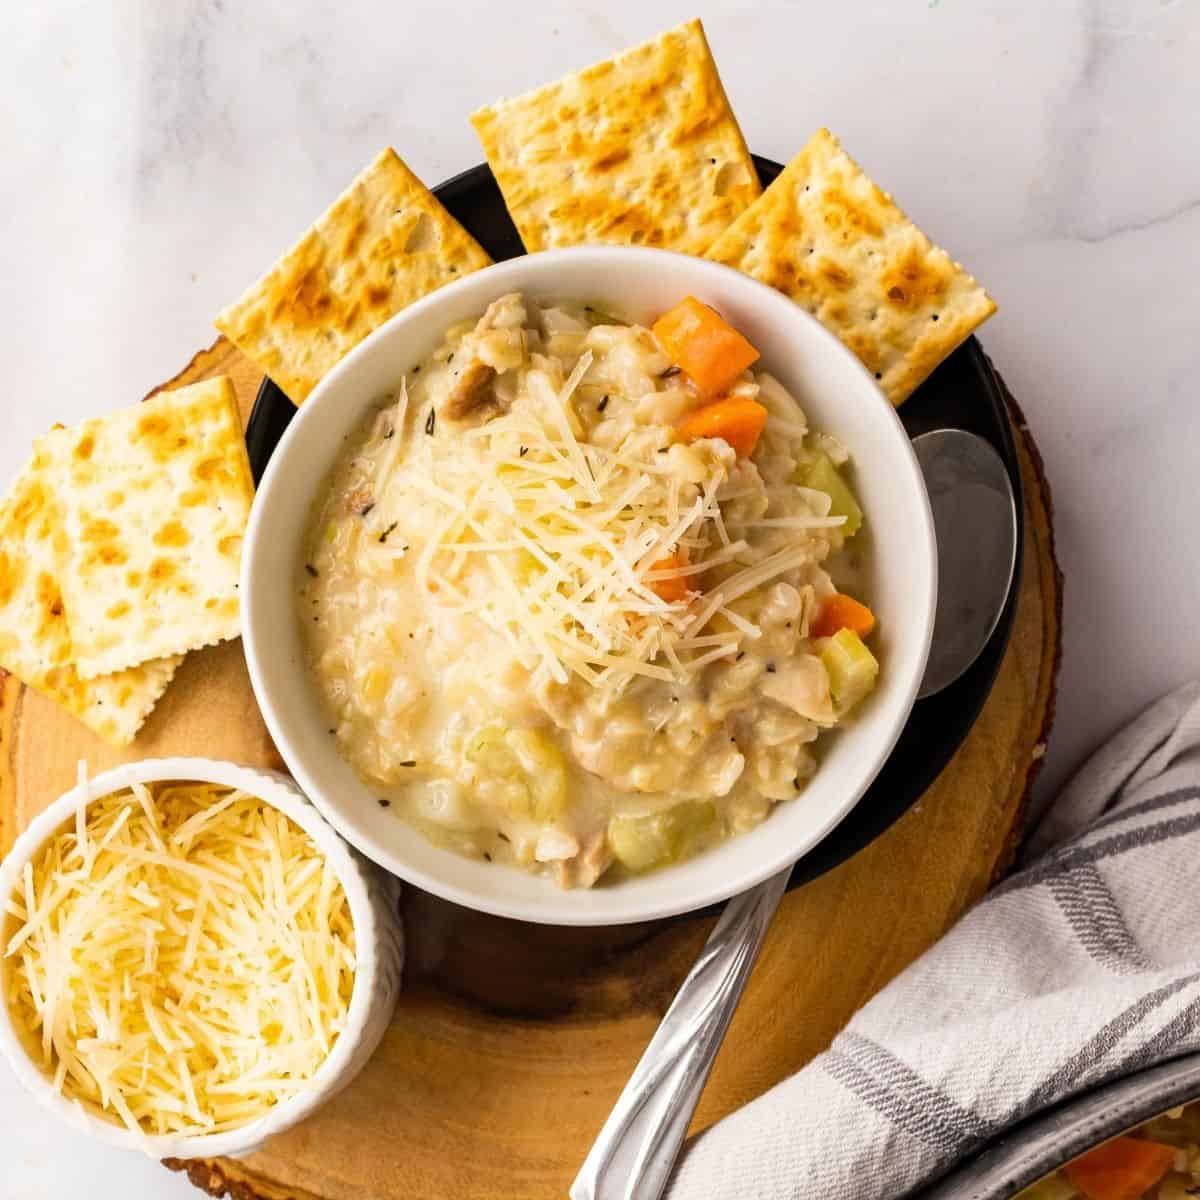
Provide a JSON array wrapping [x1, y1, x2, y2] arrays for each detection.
[[582, 303, 627, 327], [466, 722, 517, 776], [505, 728, 568, 822], [465, 722, 568, 822], [798, 453, 863, 537], [820, 628, 879, 711], [608, 814, 673, 873], [608, 802, 717, 874]]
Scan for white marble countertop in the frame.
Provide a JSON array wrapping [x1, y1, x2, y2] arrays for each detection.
[[2, 1, 1198, 1195]]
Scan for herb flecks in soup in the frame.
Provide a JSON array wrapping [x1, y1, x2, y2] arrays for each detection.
[[299, 293, 877, 887]]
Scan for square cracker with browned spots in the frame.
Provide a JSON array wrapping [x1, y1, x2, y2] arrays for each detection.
[[706, 128, 995, 405], [215, 148, 493, 404], [33, 377, 254, 680], [471, 18, 760, 255], [0, 460, 180, 745]]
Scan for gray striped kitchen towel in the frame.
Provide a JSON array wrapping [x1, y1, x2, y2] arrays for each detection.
[[668, 682, 1200, 1200]]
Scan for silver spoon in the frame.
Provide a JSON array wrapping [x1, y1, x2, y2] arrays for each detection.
[[571, 429, 1018, 1200]]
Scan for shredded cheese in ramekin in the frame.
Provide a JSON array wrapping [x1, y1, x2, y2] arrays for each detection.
[[2, 779, 356, 1136]]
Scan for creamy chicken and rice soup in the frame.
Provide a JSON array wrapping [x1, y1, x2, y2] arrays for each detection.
[[299, 293, 880, 887]]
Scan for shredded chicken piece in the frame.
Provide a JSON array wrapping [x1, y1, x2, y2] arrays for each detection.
[[760, 656, 836, 726], [442, 293, 529, 420], [554, 831, 614, 889], [444, 358, 499, 420], [577, 832, 614, 887], [535, 828, 581, 863], [478, 293, 526, 331]]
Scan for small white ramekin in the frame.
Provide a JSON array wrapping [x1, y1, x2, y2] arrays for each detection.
[[0, 757, 404, 1160]]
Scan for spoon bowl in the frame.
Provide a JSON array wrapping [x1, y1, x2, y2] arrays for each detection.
[[915, 430, 1019, 700]]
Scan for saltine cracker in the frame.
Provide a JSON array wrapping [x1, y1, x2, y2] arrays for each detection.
[[216, 149, 493, 403], [707, 128, 995, 405], [472, 19, 760, 255], [0, 461, 180, 745], [35, 378, 253, 680]]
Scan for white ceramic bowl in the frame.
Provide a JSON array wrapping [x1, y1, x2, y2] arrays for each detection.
[[0, 758, 404, 1160], [242, 247, 936, 926]]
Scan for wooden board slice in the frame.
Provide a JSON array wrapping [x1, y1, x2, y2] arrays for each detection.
[[0, 339, 1061, 1200]]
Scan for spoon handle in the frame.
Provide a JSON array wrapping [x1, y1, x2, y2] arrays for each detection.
[[570, 867, 792, 1200]]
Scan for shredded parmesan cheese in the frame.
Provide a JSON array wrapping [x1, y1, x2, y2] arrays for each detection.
[[3, 781, 356, 1137], [370, 357, 817, 691]]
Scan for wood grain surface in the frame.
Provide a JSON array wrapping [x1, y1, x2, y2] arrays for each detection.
[[0, 339, 1062, 1200]]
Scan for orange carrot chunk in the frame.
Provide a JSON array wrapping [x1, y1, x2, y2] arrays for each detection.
[[676, 397, 768, 459], [812, 593, 876, 640], [648, 551, 691, 604], [1062, 1136, 1175, 1200], [652, 296, 760, 396]]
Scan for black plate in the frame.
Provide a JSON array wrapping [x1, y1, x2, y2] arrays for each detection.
[[245, 155, 1024, 893]]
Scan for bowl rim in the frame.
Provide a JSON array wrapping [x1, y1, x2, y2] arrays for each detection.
[[914, 1054, 1200, 1199], [241, 244, 937, 926], [0, 757, 388, 1159]]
